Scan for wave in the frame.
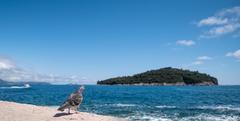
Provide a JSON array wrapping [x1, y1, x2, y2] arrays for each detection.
[[109, 103, 136, 107], [128, 113, 240, 121], [127, 112, 172, 121], [181, 114, 240, 121], [196, 105, 240, 112], [155, 105, 176, 109], [0, 84, 31, 89], [141, 116, 172, 121]]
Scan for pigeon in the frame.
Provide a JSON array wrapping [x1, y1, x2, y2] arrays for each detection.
[[58, 85, 84, 114]]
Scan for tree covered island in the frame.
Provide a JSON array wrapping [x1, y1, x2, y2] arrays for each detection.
[[97, 67, 218, 86]]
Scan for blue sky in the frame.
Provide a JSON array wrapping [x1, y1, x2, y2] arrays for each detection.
[[0, 0, 240, 84]]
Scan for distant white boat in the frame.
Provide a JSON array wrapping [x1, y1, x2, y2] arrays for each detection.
[[24, 84, 31, 88], [0, 84, 31, 89]]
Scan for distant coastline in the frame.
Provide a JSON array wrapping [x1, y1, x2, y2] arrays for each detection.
[[97, 67, 218, 86], [0, 79, 50, 87]]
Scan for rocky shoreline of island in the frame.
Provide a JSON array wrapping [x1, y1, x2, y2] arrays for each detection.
[[102, 81, 217, 86]]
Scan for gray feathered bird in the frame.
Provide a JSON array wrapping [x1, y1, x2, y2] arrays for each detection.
[[58, 85, 84, 114]]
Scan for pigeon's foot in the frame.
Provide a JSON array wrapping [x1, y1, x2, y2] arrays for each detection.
[[68, 108, 71, 114]]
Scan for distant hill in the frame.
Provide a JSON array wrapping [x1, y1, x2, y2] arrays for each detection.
[[0, 79, 50, 86], [97, 67, 218, 86]]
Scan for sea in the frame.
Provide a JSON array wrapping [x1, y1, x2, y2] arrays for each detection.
[[0, 85, 240, 121]]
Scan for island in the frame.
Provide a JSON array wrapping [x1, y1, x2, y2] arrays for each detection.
[[97, 67, 218, 86]]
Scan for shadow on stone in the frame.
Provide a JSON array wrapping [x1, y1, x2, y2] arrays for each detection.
[[53, 112, 71, 117]]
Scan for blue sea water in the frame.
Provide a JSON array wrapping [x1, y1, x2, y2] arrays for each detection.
[[0, 85, 240, 121]]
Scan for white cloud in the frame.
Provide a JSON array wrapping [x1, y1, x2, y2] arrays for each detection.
[[197, 56, 212, 60], [197, 6, 240, 38], [0, 58, 15, 70], [218, 6, 240, 16], [0, 57, 90, 84], [198, 17, 228, 26], [176, 40, 195, 46], [192, 61, 203, 65], [207, 24, 240, 37], [226, 49, 240, 59], [191, 56, 212, 66]]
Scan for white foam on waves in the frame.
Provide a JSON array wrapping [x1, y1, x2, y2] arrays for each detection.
[[197, 105, 240, 112], [129, 114, 240, 121], [181, 114, 240, 121], [155, 105, 176, 109], [112, 103, 136, 107]]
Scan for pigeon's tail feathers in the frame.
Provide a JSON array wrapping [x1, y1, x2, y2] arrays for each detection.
[[57, 107, 64, 111], [58, 102, 70, 111]]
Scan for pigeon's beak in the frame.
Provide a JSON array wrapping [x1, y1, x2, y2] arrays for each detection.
[[78, 86, 85, 93], [80, 86, 85, 90]]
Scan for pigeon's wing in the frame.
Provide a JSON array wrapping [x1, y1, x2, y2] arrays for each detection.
[[58, 87, 84, 112], [72, 94, 83, 107], [57, 101, 71, 111], [58, 93, 75, 111]]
